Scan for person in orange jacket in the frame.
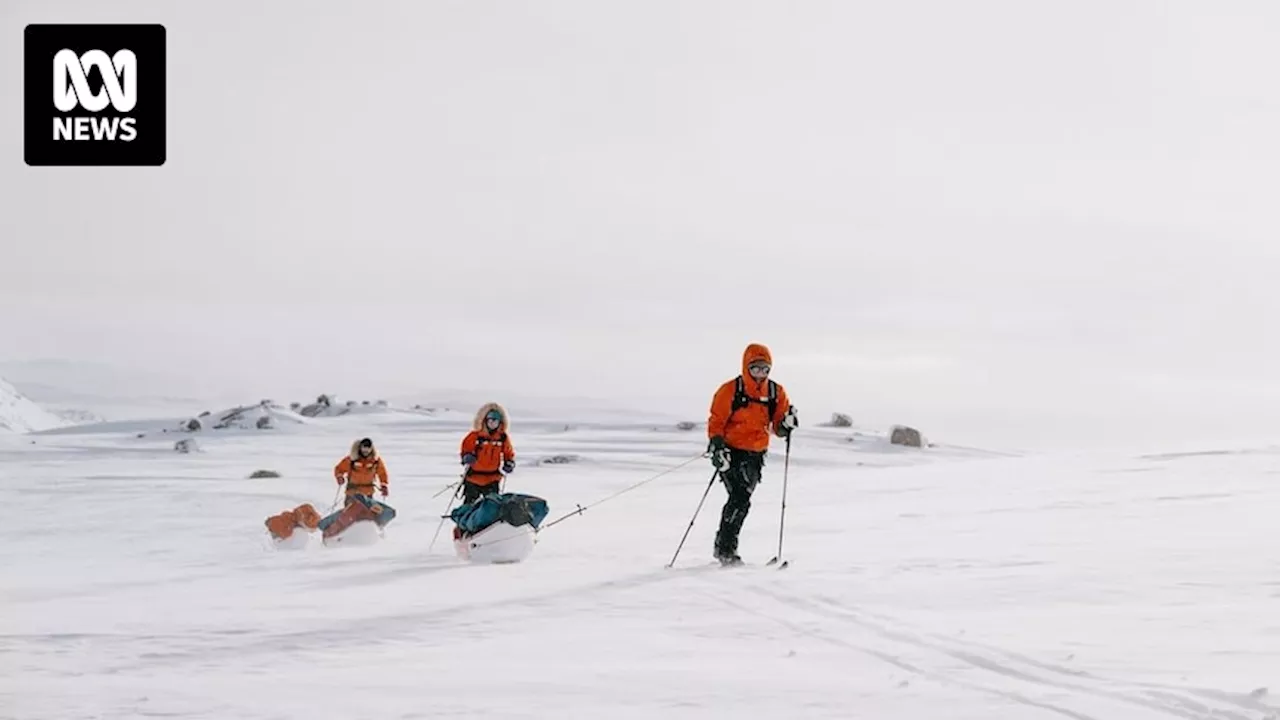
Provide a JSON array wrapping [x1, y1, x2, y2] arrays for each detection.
[[459, 402, 515, 504], [706, 343, 798, 565], [334, 437, 388, 503]]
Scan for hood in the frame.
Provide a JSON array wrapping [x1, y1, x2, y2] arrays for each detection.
[[349, 438, 379, 460], [472, 402, 510, 433], [741, 342, 773, 391]]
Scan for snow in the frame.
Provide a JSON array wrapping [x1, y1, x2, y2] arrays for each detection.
[[270, 530, 313, 551], [2, 407, 1278, 719], [320, 519, 385, 548], [29, 400, 316, 437], [0, 376, 70, 433]]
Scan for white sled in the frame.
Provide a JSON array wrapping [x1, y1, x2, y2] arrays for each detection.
[[454, 521, 537, 564], [271, 531, 313, 550], [322, 520, 384, 548]]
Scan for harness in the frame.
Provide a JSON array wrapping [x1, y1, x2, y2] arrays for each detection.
[[729, 376, 778, 422], [345, 456, 382, 490], [475, 431, 507, 447], [467, 431, 508, 477]]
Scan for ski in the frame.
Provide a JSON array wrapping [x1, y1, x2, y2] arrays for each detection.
[[714, 557, 789, 570], [672, 555, 792, 571]]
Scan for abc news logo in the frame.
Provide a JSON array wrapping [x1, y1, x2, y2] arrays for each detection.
[[54, 49, 139, 142], [24, 24, 166, 166]]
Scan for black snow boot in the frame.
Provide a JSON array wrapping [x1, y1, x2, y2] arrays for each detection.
[[714, 529, 742, 566]]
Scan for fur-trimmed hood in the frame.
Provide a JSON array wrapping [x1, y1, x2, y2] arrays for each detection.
[[349, 438, 379, 460], [472, 402, 510, 433]]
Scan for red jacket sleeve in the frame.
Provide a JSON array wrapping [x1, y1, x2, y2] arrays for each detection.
[[460, 431, 478, 457], [503, 436, 515, 462], [708, 380, 734, 439], [334, 457, 351, 482], [376, 458, 388, 486]]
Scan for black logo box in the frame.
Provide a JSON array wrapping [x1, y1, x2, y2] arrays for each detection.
[[24, 24, 166, 167]]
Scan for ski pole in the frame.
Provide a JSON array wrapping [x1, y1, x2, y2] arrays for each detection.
[[767, 434, 791, 568], [432, 480, 462, 499], [428, 472, 466, 552], [666, 469, 720, 569]]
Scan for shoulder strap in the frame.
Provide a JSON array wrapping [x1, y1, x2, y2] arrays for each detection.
[[731, 376, 747, 411], [729, 377, 777, 420]]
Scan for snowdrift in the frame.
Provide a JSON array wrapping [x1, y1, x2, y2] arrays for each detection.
[[180, 401, 311, 432], [0, 377, 70, 434], [33, 400, 312, 437]]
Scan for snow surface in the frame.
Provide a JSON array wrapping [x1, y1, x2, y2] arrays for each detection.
[[2, 408, 1278, 719], [0, 376, 69, 433]]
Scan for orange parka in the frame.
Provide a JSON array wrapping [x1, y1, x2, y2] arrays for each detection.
[[334, 439, 389, 497], [461, 402, 515, 487], [707, 343, 791, 453]]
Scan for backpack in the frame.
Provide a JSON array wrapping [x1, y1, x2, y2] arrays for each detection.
[[729, 376, 778, 422]]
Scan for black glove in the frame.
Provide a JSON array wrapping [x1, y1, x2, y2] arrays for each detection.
[[707, 436, 729, 470]]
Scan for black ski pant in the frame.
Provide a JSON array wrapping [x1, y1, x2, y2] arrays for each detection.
[[462, 478, 501, 504], [715, 447, 765, 558]]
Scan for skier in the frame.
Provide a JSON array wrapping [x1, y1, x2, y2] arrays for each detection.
[[333, 437, 389, 504], [706, 343, 798, 565], [459, 402, 516, 504]]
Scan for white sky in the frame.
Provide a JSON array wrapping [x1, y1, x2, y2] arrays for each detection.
[[3, 1, 1280, 450]]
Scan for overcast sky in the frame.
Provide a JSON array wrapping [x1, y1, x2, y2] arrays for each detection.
[[3, 1, 1280, 450]]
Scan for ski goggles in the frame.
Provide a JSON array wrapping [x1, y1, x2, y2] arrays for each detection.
[[485, 412, 503, 424], [747, 363, 771, 379]]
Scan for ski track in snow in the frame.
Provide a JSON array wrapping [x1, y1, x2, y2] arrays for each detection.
[[2, 413, 1278, 719], [702, 580, 1276, 720]]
